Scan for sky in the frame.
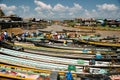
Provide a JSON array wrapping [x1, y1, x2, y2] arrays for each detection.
[[0, 0, 120, 20]]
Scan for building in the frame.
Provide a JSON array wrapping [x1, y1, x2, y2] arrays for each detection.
[[107, 19, 120, 27], [75, 18, 97, 27]]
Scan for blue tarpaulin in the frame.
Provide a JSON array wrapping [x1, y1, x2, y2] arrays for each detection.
[[66, 71, 73, 80], [96, 53, 102, 59]]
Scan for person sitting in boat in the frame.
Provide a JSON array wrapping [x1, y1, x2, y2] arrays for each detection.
[[66, 71, 73, 80], [48, 41, 52, 44], [105, 54, 111, 59], [89, 58, 95, 65], [63, 40, 67, 46], [83, 66, 90, 73]]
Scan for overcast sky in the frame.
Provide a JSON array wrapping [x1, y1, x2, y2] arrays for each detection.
[[0, 0, 120, 19]]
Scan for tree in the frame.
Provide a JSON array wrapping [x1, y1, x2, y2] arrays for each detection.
[[32, 18, 36, 22], [102, 19, 107, 27], [0, 7, 5, 16], [10, 14, 17, 17]]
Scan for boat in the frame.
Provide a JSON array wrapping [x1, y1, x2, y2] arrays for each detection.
[[0, 41, 24, 51], [0, 63, 69, 80], [1, 63, 118, 80], [0, 48, 117, 67], [0, 47, 120, 80], [14, 41, 116, 55], [73, 39, 120, 49], [62, 29, 96, 33], [0, 48, 119, 77], [24, 49, 120, 62], [33, 40, 113, 51], [0, 43, 119, 79], [0, 50, 112, 76], [49, 39, 73, 43]]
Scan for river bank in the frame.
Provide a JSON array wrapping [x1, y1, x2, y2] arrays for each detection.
[[2, 25, 120, 38]]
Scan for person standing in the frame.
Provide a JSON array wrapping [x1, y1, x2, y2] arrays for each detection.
[[4, 30, 8, 40]]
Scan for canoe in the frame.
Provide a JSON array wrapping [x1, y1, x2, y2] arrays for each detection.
[[14, 41, 115, 55], [0, 48, 119, 79], [24, 48, 120, 61], [75, 39, 120, 48], [1, 63, 115, 80], [0, 53, 114, 76], [33, 41, 113, 52], [0, 41, 24, 51], [49, 39, 73, 43], [0, 48, 119, 67], [0, 52, 115, 78]]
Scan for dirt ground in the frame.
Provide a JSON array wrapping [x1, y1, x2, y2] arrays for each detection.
[[96, 30, 120, 38]]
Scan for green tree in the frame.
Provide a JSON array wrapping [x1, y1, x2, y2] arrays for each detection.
[[103, 19, 107, 27], [0, 7, 5, 16]]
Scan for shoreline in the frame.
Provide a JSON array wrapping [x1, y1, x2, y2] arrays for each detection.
[[2, 25, 120, 38]]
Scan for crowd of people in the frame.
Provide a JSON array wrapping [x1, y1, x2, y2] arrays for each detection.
[[0, 31, 9, 41], [0, 30, 43, 43]]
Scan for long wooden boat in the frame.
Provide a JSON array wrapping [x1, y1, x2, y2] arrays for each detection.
[[24, 48, 120, 62], [15, 41, 94, 54], [0, 63, 76, 80], [1, 63, 119, 80], [0, 49, 119, 79], [23, 38, 118, 53], [14, 41, 116, 55], [0, 48, 108, 66], [0, 52, 118, 79], [0, 45, 119, 79], [0, 41, 24, 51], [33, 41, 113, 52], [48, 39, 73, 43], [0, 41, 119, 66], [0, 48, 120, 80], [0, 52, 113, 76], [62, 29, 96, 33], [0, 48, 119, 67], [25, 36, 45, 42], [75, 39, 120, 48]]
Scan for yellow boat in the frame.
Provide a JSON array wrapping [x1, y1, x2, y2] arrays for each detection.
[[0, 64, 76, 80], [77, 39, 120, 48]]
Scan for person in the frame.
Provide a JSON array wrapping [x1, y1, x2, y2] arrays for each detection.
[[45, 75, 50, 80], [4, 30, 8, 40], [89, 58, 95, 65], [57, 74, 60, 80], [105, 54, 111, 59], [36, 75, 43, 80], [63, 40, 67, 46], [0, 31, 4, 41], [83, 66, 90, 73], [0, 33, 3, 46], [0, 32, 5, 47], [11, 32, 14, 38], [50, 71, 58, 80], [66, 71, 73, 80]]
